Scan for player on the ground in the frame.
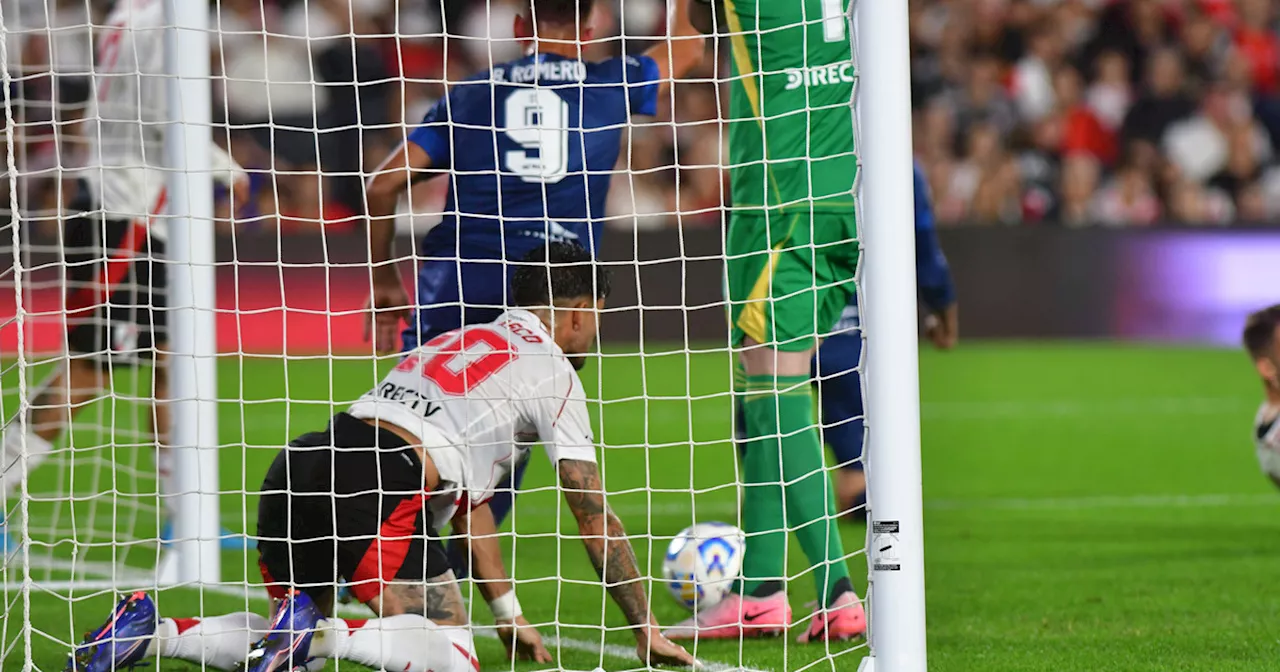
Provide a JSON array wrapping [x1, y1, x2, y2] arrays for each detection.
[[1244, 305, 1280, 489], [666, 0, 864, 643], [0, 0, 246, 551], [67, 243, 696, 672], [733, 163, 958, 516], [361, 0, 705, 574]]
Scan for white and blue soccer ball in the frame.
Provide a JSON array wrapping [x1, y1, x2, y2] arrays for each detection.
[[662, 522, 745, 612]]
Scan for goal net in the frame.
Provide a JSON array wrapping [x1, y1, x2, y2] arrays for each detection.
[[0, 1, 924, 671]]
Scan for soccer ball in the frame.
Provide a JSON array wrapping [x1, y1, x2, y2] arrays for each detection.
[[662, 522, 745, 612]]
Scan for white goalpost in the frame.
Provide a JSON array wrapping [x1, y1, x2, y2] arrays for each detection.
[[0, 0, 926, 669], [159, 0, 221, 587], [855, 0, 928, 669]]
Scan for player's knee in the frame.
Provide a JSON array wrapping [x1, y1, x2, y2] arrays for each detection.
[[740, 344, 813, 377]]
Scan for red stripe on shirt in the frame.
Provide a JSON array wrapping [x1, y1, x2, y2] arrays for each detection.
[[64, 188, 167, 321], [349, 491, 430, 604]]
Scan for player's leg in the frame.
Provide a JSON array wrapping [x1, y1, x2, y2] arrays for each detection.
[[669, 215, 812, 639], [66, 426, 336, 672], [249, 413, 476, 672], [814, 332, 867, 517], [1, 356, 104, 505], [1, 218, 122, 548], [733, 213, 865, 642], [730, 213, 854, 603], [302, 575, 476, 672], [137, 231, 179, 527], [67, 591, 270, 672], [791, 216, 866, 642]]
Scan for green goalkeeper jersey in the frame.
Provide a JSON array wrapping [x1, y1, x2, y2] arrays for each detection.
[[723, 0, 857, 214]]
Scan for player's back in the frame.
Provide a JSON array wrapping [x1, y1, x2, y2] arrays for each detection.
[[348, 309, 587, 470], [725, 0, 855, 212], [82, 0, 169, 219], [406, 52, 660, 260]]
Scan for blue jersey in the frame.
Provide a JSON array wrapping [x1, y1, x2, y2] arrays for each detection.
[[400, 52, 660, 350], [833, 163, 955, 333], [406, 52, 661, 260]]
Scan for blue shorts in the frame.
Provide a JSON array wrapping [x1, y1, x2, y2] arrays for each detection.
[[401, 259, 510, 351], [813, 331, 865, 470]]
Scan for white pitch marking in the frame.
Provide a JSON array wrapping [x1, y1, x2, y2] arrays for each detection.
[[924, 492, 1280, 511], [6, 558, 773, 672]]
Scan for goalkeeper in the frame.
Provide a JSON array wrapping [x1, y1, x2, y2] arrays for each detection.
[[667, 0, 864, 644], [733, 163, 957, 516], [67, 243, 696, 672]]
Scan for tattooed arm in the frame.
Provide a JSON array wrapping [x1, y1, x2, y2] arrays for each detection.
[[452, 503, 551, 662], [558, 459, 696, 667]]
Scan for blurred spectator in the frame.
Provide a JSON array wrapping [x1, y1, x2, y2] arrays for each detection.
[[1092, 161, 1160, 226], [1056, 65, 1117, 166], [1234, 0, 1278, 95], [908, 0, 1280, 227], [1167, 177, 1235, 225], [1012, 21, 1063, 123], [10, 0, 1280, 231], [1086, 51, 1132, 131], [950, 52, 1019, 139], [1119, 49, 1194, 150], [1056, 153, 1100, 227], [1164, 86, 1271, 185]]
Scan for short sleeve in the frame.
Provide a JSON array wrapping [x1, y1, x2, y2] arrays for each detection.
[[406, 95, 453, 168], [530, 365, 598, 465], [612, 54, 661, 117]]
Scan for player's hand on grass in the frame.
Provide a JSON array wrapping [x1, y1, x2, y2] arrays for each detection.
[[925, 303, 959, 350], [365, 269, 410, 354], [497, 615, 552, 663], [637, 627, 699, 668]]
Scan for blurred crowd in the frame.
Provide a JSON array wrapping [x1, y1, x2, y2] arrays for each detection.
[[914, 0, 1280, 225], [4, 0, 1280, 231]]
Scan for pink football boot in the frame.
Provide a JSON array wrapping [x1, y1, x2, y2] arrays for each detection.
[[797, 590, 867, 643], [664, 592, 792, 640]]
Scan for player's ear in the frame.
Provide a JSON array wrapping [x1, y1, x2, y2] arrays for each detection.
[[514, 13, 533, 41], [581, 25, 595, 43], [1257, 356, 1278, 385], [571, 298, 593, 331]]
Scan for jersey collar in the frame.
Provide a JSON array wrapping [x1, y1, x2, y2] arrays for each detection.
[[504, 308, 553, 337]]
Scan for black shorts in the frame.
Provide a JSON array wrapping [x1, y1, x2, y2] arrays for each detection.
[[256, 412, 450, 604], [64, 205, 167, 363]]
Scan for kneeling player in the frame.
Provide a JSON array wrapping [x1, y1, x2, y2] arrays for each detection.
[[67, 243, 694, 672], [1245, 305, 1280, 487]]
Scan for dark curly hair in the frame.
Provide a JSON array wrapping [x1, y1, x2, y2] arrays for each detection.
[[1245, 304, 1280, 359], [512, 241, 611, 308], [529, 0, 595, 25]]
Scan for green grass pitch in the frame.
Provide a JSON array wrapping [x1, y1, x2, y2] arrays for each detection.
[[3, 342, 1278, 671]]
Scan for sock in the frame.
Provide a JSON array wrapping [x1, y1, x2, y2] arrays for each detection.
[[742, 374, 851, 605], [829, 576, 854, 605], [152, 445, 180, 523], [311, 616, 477, 672], [0, 425, 53, 500], [148, 613, 269, 671], [749, 580, 784, 599], [739, 376, 789, 596]]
